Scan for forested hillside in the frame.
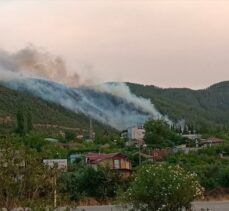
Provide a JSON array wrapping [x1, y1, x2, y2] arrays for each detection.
[[1, 81, 229, 133], [128, 81, 229, 131], [0, 85, 107, 132]]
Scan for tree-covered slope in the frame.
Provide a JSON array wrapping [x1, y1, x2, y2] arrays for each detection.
[[1, 80, 229, 133], [0, 85, 107, 132], [127, 81, 229, 129]]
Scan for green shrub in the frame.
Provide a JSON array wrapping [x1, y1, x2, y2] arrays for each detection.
[[123, 164, 203, 211]]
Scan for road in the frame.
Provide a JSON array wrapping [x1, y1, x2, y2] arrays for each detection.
[[192, 201, 229, 211], [59, 201, 229, 211]]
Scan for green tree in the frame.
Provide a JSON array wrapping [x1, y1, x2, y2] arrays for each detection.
[[218, 166, 229, 188], [60, 166, 122, 201], [144, 120, 183, 147], [64, 131, 76, 142], [16, 109, 26, 136], [0, 140, 53, 210], [26, 111, 33, 133], [123, 164, 203, 211]]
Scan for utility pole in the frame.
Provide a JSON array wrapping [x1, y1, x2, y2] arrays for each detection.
[[139, 139, 141, 165], [89, 118, 94, 140], [139, 142, 147, 165]]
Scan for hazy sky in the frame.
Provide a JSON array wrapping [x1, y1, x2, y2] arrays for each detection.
[[0, 0, 229, 89]]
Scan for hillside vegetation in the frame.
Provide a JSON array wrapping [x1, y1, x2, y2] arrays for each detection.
[[128, 81, 229, 131], [0, 85, 107, 133], [1, 81, 229, 133]]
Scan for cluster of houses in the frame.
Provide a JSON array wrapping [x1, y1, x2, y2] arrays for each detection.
[[44, 152, 132, 179], [123, 125, 225, 147], [47, 133, 226, 179], [43, 125, 227, 179]]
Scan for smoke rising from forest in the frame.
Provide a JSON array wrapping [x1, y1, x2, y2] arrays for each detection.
[[0, 46, 169, 130]]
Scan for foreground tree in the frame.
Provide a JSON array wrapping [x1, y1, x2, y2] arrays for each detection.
[[60, 165, 122, 201], [0, 140, 53, 210], [123, 164, 203, 211], [218, 166, 229, 188], [16, 109, 33, 136], [26, 110, 33, 133], [16, 109, 26, 136], [144, 120, 184, 147]]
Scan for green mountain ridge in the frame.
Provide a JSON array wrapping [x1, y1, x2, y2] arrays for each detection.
[[1, 80, 229, 134], [127, 80, 229, 131]]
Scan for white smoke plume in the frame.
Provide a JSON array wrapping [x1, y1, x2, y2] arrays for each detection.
[[0, 46, 171, 130], [94, 82, 162, 119], [176, 119, 186, 133], [0, 45, 79, 86]]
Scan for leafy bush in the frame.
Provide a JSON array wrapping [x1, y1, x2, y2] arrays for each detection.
[[218, 166, 229, 187], [123, 164, 203, 211], [166, 145, 229, 190], [0, 140, 54, 209], [60, 166, 122, 201]]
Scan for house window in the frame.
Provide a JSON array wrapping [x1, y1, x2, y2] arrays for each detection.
[[126, 161, 130, 169], [114, 159, 120, 169]]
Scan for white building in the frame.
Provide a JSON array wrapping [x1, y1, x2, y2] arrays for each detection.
[[127, 126, 145, 140], [182, 134, 201, 140]]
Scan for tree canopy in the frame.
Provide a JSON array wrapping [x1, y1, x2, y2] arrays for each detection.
[[144, 120, 184, 147]]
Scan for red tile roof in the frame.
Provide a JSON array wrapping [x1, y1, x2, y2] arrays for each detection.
[[150, 148, 170, 160], [85, 153, 126, 164]]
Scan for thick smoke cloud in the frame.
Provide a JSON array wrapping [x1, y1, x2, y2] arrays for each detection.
[[0, 46, 169, 130], [3, 78, 165, 130], [93, 83, 162, 119], [0, 45, 79, 86]]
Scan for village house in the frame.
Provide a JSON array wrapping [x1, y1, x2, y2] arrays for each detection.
[[182, 134, 202, 140], [85, 152, 132, 179], [200, 137, 225, 148], [121, 125, 145, 140], [121, 125, 146, 148]]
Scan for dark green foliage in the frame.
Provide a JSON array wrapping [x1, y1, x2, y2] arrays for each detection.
[[22, 133, 47, 152], [0, 140, 54, 209], [27, 110, 33, 132], [144, 120, 184, 147], [128, 81, 229, 131], [16, 109, 26, 136], [0, 85, 113, 134], [166, 145, 229, 190], [64, 131, 76, 142], [60, 166, 122, 201], [218, 167, 229, 188], [16, 108, 33, 135]]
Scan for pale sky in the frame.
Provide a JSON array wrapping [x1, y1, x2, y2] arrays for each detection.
[[0, 0, 229, 89]]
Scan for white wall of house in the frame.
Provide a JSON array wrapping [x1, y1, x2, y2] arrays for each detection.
[[128, 127, 145, 140]]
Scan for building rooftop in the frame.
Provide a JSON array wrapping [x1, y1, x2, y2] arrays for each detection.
[[85, 152, 127, 164], [202, 137, 225, 144]]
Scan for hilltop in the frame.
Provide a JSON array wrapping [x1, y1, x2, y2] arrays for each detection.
[[127, 81, 229, 130], [1, 80, 229, 133]]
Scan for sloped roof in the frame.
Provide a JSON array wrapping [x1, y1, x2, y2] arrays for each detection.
[[85, 152, 127, 164], [204, 137, 225, 143]]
